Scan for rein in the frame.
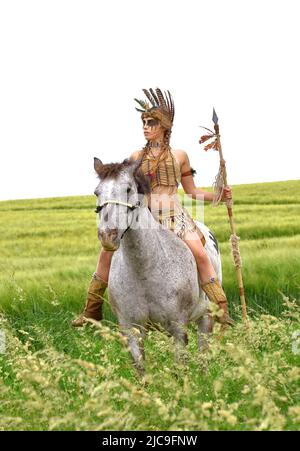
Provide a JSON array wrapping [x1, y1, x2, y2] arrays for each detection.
[[95, 199, 141, 239]]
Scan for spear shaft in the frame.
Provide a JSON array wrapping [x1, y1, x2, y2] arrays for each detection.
[[209, 110, 248, 324]]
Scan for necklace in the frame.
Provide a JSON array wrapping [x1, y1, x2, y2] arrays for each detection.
[[145, 145, 165, 179], [147, 142, 162, 160], [148, 141, 161, 148], [148, 148, 161, 160]]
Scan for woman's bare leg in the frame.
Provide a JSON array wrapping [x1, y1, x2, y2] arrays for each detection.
[[183, 230, 216, 284], [95, 249, 114, 283], [183, 230, 234, 326]]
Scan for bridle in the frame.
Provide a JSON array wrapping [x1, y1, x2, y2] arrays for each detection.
[[95, 199, 141, 239], [95, 199, 141, 214]]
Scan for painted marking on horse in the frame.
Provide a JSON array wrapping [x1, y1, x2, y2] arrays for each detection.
[[209, 231, 219, 254]]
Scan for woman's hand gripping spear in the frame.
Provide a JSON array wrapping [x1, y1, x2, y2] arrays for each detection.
[[200, 109, 248, 325]]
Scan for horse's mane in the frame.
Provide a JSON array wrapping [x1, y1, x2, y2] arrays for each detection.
[[96, 158, 151, 195]]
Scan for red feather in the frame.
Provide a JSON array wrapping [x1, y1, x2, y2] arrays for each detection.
[[204, 139, 220, 151], [199, 134, 213, 144]]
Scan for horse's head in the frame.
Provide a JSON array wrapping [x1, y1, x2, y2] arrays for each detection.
[[93, 157, 150, 251]]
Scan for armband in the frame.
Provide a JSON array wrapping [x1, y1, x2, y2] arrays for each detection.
[[181, 167, 196, 178]]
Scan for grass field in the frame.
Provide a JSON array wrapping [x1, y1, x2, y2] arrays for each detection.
[[0, 180, 299, 430]]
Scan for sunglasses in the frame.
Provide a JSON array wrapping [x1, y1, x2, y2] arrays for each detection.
[[142, 118, 159, 127]]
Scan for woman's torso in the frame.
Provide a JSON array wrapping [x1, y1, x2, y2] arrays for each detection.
[[138, 148, 184, 215]]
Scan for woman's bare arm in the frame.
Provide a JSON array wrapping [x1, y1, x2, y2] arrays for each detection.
[[179, 150, 215, 202]]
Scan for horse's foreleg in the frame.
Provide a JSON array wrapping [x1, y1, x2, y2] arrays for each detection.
[[168, 321, 188, 365], [123, 326, 145, 376], [197, 313, 213, 351]]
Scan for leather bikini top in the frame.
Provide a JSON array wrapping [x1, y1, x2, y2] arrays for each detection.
[[140, 149, 193, 190]]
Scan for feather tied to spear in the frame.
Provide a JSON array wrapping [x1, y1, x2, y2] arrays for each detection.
[[199, 126, 220, 151], [199, 119, 228, 207], [199, 109, 248, 325]]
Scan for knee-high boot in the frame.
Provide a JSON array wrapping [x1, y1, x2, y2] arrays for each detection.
[[72, 273, 107, 327], [201, 278, 234, 327]]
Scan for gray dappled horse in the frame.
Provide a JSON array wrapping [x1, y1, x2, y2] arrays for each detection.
[[93, 158, 222, 374]]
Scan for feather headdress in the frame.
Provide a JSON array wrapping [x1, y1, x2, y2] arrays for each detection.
[[134, 88, 175, 129]]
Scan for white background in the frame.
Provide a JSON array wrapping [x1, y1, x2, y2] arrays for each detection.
[[0, 0, 299, 201]]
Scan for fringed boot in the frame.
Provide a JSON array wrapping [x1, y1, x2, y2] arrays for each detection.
[[71, 273, 107, 327], [201, 278, 235, 327]]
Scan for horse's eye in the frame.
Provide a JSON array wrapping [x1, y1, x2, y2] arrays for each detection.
[[127, 187, 131, 194]]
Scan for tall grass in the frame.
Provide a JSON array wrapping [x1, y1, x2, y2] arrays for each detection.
[[0, 180, 299, 430], [0, 295, 299, 430]]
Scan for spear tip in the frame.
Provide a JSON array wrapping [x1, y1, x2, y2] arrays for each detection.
[[212, 108, 218, 125]]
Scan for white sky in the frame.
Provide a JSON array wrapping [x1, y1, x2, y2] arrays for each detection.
[[0, 0, 299, 201]]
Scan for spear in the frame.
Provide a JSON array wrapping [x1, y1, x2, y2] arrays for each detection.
[[200, 109, 248, 324]]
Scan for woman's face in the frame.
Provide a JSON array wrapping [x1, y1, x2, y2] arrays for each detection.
[[142, 116, 164, 142]]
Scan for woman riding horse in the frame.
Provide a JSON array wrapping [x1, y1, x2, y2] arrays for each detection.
[[72, 88, 234, 327]]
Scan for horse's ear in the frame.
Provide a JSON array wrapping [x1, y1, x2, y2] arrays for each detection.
[[94, 157, 103, 176]]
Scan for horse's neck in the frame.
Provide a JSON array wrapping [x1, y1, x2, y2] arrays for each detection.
[[121, 207, 161, 261]]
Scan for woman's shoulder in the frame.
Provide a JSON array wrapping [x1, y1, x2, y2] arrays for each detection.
[[171, 149, 189, 164], [172, 148, 188, 156]]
